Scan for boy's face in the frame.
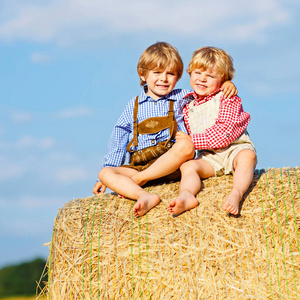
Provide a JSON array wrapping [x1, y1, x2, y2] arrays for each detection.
[[141, 67, 178, 100], [190, 64, 223, 97]]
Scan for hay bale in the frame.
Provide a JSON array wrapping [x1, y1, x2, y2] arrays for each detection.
[[46, 168, 300, 299]]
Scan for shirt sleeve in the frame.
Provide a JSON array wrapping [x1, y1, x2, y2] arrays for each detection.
[[183, 104, 191, 135], [102, 101, 133, 168], [189, 95, 251, 150], [176, 98, 189, 134]]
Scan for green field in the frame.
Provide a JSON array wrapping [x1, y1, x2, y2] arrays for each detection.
[[0, 258, 47, 299]]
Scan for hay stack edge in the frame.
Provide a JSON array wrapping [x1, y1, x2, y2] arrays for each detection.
[[45, 167, 300, 299]]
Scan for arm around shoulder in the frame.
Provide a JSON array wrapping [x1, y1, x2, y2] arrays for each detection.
[[221, 81, 238, 99]]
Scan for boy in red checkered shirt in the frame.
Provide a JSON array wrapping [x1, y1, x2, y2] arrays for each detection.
[[166, 46, 257, 216]]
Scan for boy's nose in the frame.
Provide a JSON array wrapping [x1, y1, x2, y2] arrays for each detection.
[[160, 72, 167, 81], [199, 74, 206, 82]]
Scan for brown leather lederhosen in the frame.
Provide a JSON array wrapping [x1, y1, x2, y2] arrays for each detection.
[[122, 96, 178, 172]]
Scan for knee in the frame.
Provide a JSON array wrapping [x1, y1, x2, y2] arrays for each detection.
[[175, 139, 195, 159], [235, 149, 257, 167], [99, 167, 112, 182], [180, 159, 196, 172], [245, 150, 257, 165]]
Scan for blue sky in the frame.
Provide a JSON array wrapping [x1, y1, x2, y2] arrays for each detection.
[[0, 0, 299, 268]]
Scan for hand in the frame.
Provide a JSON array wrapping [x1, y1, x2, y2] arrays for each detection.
[[176, 131, 192, 142], [221, 81, 238, 98], [92, 181, 106, 195]]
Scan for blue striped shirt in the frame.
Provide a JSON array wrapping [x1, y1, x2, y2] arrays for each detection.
[[102, 88, 192, 168]]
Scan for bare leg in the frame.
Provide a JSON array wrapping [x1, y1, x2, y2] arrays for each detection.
[[223, 149, 257, 215], [132, 138, 194, 186], [99, 167, 160, 217], [167, 159, 215, 215]]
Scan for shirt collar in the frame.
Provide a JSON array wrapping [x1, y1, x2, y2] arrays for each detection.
[[184, 88, 222, 102]]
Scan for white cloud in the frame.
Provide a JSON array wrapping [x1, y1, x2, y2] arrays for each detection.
[[10, 111, 33, 123], [0, 195, 64, 210], [0, 158, 24, 179], [0, 150, 44, 180], [56, 167, 89, 182], [15, 135, 55, 149], [30, 51, 52, 63], [55, 106, 93, 118], [0, 148, 90, 183], [19, 195, 65, 208], [0, 135, 55, 151], [0, 0, 292, 45]]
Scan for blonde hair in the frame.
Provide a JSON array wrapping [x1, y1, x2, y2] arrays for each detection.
[[187, 47, 235, 82], [137, 42, 183, 86]]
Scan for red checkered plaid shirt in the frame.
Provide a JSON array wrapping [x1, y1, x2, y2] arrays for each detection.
[[183, 89, 251, 150]]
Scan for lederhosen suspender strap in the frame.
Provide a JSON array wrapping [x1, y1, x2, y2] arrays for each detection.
[[126, 96, 178, 153], [128, 96, 139, 152]]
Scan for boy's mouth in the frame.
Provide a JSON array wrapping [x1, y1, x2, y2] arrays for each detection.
[[196, 84, 207, 89], [156, 84, 169, 89]]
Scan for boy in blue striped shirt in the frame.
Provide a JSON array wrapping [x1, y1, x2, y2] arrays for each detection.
[[93, 42, 236, 217]]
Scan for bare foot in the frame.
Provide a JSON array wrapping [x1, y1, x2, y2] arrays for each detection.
[[167, 190, 199, 215], [133, 192, 160, 217], [222, 188, 242, 215], [131, 173, 148, 187]]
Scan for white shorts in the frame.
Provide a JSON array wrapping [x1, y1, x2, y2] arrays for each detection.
[[195, 138, 256, 176]]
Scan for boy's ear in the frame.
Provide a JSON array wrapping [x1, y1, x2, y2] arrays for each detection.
[[140, 75, 146, 82]]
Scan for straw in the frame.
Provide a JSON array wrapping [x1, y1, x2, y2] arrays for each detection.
[[43, 167, 300, 299]]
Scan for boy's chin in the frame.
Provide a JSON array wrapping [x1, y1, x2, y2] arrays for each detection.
[[154, 90, 172, 97], [195, 91, 209, 97]]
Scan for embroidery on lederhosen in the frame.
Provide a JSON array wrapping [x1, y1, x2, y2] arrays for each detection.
[[126, 96, 177, 167]]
